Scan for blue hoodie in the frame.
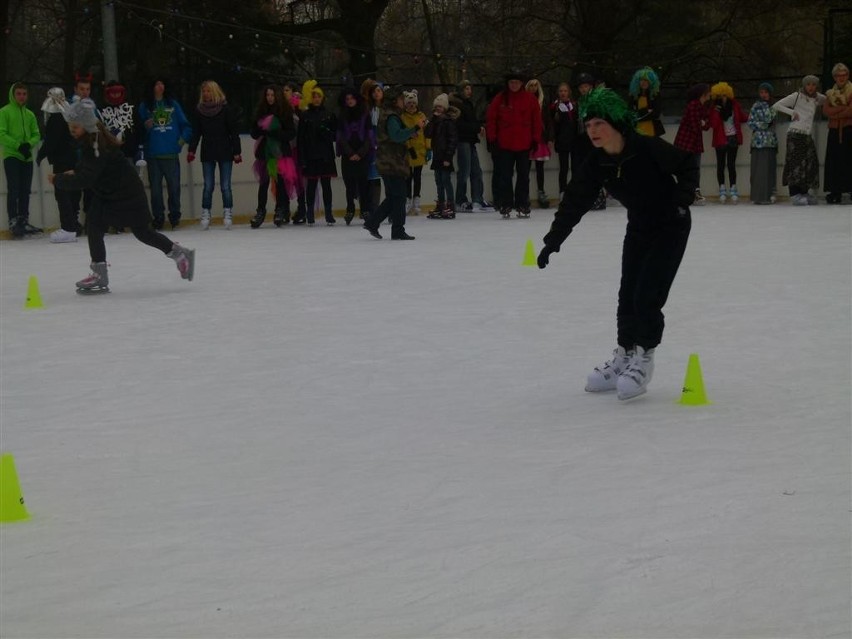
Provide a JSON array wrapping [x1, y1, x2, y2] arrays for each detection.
[[138, 98, 192, 158]]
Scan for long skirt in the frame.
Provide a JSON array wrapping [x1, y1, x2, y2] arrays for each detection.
[[824, 126, 852, 194], [782, 131, 819, 191], [750, 147, 777, 203]]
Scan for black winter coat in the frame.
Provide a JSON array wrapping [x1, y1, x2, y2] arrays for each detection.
[[37, 112, 77, 172], [455, 96, 481, 144], [297, 105, 338, 174], [543, 133, 698, 249], [53, 145, 152, 228], [424, 107, 459, 171], [188, 103, 242, 162], [550, 100, 578, 153]]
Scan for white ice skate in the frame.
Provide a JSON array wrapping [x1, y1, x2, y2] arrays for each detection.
[[585, 346, 632, 392], [76, 262, 109, 295], [616, 346, 655, 400]]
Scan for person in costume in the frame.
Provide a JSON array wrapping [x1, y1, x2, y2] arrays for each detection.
[[707, 82, 747, 203], [250, 85, 297, 228], [49, 99, 195, 294], [400, 89, 428, 215], [537, 88, 697, 401], [822, 62, 852, 204], [628, 67, 664, 137], [746, 82, 778, 204], [772, 75, 826, 205], [297, 79, 338, 225]]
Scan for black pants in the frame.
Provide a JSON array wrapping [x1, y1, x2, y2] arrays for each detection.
[[88, 216, 173, 263], [406, 165, 422, 199], [257, 173, 287, 213], [4, 157, 33, 223], [617, 218, 691, 351], [494, 149, 531, 209], [715, 144, 738, 186], [305, 177, 333, 222], [341, 158, 369, 213], [533, 159, 545, 192], [557, 150, 571, 196], [366, 175, 407, 237]]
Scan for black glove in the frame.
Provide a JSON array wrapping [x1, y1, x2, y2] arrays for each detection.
[[18, 143, 31, 159], [537, 245, 557, 269]]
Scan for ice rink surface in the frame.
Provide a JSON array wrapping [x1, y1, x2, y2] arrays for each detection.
[[1, 203, 850, 638]]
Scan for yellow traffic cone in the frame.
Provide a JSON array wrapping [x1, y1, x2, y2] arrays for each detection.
[[678, 353, 711, 405], [24, 275, 43, 309], [522, 238, 537, 267], [0, 453, 30, 523]]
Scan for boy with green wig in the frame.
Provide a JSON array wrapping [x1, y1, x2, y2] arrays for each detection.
[[537, 87, 698, 400]]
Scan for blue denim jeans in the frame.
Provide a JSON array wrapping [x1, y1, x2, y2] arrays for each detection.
[[201, 160, 234, 209], [434, 168, 455, 204], [147, 157, 181, 222], [455, 142, 484, 204]]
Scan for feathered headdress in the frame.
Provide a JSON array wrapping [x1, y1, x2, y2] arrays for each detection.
[[579, 87, 636, 134], [629, 67, 660, 98], [299, 79, 323, 110]]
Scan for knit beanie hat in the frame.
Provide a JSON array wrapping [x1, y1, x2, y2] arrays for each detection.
[[63, 98, 101, 155], [457, 79, 471, 93], [382, 84, 404, 105], [403, 89, 418, 108], [710, 82, 734, 99], [802, 74, 820, 88], [579, 87, 636, 134], [433, 93, 449, 110], [758, 81, 774, 95], [40, 87, 67, 121]]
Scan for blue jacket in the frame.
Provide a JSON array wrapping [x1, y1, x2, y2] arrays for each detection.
[[138, 99, 192, 157]]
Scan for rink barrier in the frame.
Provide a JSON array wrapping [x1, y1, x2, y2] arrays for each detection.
[[0, 121, 830, 239]]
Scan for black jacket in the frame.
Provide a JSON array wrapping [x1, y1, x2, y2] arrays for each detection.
[[551, 100, 578, 153], [455, 95, 481, 144], [629, 93, 665, 137], [297, 105, 338, 164], [53, 145, 151, 228], [37, 112, 77, 172], [543, 133, 697, 249], [424, 107, 459, 171], [189, 103, 242, 162]]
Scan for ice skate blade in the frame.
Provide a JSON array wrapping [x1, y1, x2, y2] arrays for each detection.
[[76, 287, 110, 295], [584, 384, 616, 393], [617, 387, 647, 401]]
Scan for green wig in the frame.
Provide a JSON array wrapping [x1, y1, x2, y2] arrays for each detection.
[[579, 87, 636, 134]]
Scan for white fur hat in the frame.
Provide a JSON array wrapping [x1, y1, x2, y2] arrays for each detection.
[[403, 89, 418, 107], [40, 87, 68, 122]]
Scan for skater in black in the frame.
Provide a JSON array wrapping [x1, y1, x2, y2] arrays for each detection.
[[49, 99, 195, 294], [537, 88, 698, 400]]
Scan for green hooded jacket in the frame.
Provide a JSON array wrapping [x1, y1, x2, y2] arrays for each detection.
[[0, 84, 41, 161]]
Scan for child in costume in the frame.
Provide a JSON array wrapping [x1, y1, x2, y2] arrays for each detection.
[[250, 85, 297, 228], [673, 83, 712, 204], [297, 80, 338, 225], [708, 82, 747, 203], [50, 99, 195, 294], [537, 88, 698, 400], [773, 75, 826, 205], [628, 67, 664, 137]]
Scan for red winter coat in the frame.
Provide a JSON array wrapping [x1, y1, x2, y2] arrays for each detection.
[[708, 99, 748, 148], [486, 89, 542, 152]]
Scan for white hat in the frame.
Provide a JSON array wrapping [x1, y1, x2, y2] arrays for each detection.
[[433, 93, 449, 110]]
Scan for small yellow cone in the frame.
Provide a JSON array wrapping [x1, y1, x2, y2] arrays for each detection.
[[678, 353, 711, 405], [522, 238, 537, 267], [0, 453, 30, 523], [24, 275, 43, 309]]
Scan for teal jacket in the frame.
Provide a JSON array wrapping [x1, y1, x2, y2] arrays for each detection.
[[0, 84, 41, 161]]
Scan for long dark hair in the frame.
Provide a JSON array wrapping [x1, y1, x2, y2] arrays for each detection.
[[254, 84, 291, 122], [143, 77, 174, 109]]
